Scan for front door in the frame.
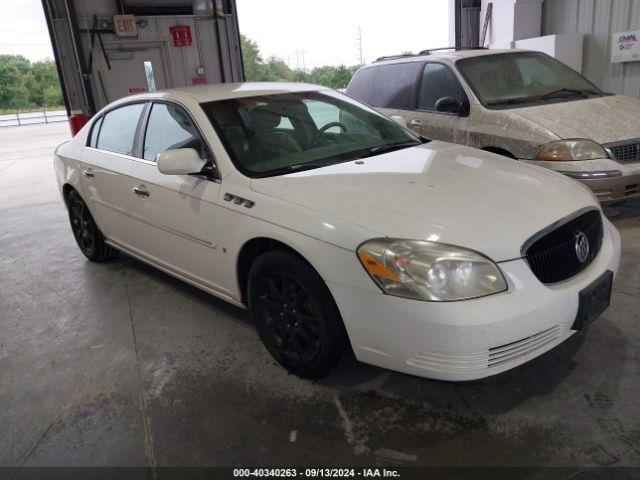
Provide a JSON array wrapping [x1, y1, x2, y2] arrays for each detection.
[[409, 62, 470, 142], [124, 102, 230, 296]]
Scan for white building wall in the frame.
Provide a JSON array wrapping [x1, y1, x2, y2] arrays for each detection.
[[542, 0, 640, 97]]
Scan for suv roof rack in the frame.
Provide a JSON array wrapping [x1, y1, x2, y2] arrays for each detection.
[[373, 47, 488, 62], [373, 53, 418, 62], [418, 46, 488, 55]]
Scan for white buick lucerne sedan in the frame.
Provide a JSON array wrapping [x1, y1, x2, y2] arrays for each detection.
[[54, 83, 621, 381]]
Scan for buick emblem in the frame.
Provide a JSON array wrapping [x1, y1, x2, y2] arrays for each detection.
[[574, 230, 590, 263]]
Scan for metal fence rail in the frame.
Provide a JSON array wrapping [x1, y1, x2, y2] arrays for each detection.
[[0, 110, 68, 128]]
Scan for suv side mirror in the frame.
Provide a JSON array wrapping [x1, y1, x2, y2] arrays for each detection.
[[156, 148, 206, 175], [435, 96, 469, 116]]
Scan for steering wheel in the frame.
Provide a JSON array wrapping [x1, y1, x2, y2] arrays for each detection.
[[311, 121, 348, 146]]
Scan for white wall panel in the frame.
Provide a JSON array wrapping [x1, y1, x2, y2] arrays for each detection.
[[543, 0, 640, 98]]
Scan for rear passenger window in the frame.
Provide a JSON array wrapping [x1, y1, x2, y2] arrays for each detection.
[[96, 103, 144, 155], [418, 63, 467, 111], [89, 116, 102, 148], [346, 67, 376, 104], [348, 63, 422, 110], [143, 103, 208, 161]]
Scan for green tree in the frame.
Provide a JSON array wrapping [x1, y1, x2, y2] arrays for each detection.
[[240, 34, 358, 89], [0, 55, 64, 110], [241, 35, 265, 81]]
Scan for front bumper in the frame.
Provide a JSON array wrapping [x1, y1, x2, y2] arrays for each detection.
[[521, 158, 640, 203], [575, 172, 640, 203], [327, 219, 621, 381]]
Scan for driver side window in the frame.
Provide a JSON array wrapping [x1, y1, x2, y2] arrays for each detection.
[[418, 63, 466, 111], [143, 103, 211, 162]]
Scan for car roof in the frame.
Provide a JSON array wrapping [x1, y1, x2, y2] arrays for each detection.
[[368, 48, 532, 67], [121, 82, 329, 105]]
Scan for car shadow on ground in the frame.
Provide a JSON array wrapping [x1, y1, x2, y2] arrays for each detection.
[[112, 248, 630, 420]]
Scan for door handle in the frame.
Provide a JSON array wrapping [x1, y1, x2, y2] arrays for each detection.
[[132, 186, 150, 198], [83, 169, 95, 178], [410, 119, 423, 126]]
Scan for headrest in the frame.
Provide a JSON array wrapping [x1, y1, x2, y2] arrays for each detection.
[[248, 107, 281, 130]]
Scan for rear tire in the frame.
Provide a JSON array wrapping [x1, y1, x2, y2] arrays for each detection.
[[66, 190, 115, 262], [248, 250, 347, 379]]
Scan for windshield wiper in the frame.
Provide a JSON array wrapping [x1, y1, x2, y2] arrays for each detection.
[[486, 96, 536, 106], [537, 88, 599, 100], [257, 163, 325, 177], [353, 141, 421, 159]]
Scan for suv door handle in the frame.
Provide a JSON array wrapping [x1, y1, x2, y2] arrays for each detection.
[[83, 169, 94, 178], [132, 186, 150, 198], [410, 119, 423, 126]]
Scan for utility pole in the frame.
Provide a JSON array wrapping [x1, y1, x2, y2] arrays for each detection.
[[294, 49, 307, 71], [355, 27, 363, 65]]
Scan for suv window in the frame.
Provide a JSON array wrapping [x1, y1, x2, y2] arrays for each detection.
[[96, 103, 144, 156], [348, 62, 423, 109], [143, 103, 208, 161], [418, 63, 466, 111]]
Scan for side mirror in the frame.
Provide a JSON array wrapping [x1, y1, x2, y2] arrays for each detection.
[[156, 148, 205, 175], [390, 115, 408, 128], [435, 96, 469, 116]]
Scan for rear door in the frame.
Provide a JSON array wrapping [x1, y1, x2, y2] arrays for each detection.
[[125, 101, 231, 295], [81, 102, 145, 247]]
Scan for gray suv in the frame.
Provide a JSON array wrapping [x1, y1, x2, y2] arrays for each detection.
[[346, 48, 640, 203]]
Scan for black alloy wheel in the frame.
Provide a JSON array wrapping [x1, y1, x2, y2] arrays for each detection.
[[248, 251, 347, 378], [66, 190, 114, 262]]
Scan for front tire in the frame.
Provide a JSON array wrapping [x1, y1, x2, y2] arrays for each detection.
[[66, 190, 114, 262], [248, 251, 347, 379]]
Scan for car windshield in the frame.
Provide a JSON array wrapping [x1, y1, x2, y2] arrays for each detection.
[[457, 52, 606, 108], [200, 90, 422, 177]]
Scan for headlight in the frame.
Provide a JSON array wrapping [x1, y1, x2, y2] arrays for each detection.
[[536, 140, 607, 161], [357, 239, 507, 301]]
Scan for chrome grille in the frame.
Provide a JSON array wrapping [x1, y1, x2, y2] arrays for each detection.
[[524, 210, 603, 284], [604, 139, 640, 164]]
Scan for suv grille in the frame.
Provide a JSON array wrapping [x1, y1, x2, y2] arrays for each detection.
[[525, 210, 603, 284], [604, 140, 640, 164]]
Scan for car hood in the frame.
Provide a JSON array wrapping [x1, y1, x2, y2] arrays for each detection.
[[509, 94, 640, 144], [249, 142, 598, 261]]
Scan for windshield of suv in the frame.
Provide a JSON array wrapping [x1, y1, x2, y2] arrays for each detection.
[[457, 52, 606, 108], [200, 90, 422, 177]]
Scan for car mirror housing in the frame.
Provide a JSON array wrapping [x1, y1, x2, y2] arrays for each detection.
[[435, 96, 469, 116], [156, 148, 206, 175]]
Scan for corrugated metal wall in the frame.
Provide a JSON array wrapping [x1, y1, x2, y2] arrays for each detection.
[[542, 0, 640, 97]]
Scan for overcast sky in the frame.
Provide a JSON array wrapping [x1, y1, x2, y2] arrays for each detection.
[[0, 0, 450, 67], [0, 0, 53, 61], [237, 0, 450, 69]]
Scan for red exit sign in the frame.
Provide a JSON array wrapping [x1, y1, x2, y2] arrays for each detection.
[[114, 15, 137, 37]]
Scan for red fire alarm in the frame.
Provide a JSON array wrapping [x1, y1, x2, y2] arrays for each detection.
[[170, 25, 192, 47]]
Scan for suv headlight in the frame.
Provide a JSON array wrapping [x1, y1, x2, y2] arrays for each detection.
[[357, 239, 507, 301], [536, 140, 607, 161]]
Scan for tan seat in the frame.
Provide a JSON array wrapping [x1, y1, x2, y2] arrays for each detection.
[[247, 107, 302, 162]]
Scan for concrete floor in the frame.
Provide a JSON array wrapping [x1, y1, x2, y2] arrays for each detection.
[[1, 123, 640, 475]]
